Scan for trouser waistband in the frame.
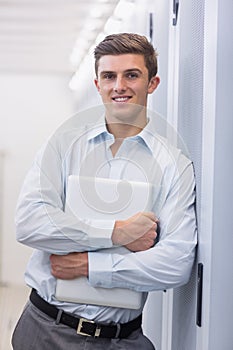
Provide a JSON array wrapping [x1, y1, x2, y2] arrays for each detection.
[[30, 289, 142, 338]]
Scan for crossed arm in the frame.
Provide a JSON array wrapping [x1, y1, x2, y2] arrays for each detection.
[[16, 142, 197, 291], [50, 211, 159, 280]]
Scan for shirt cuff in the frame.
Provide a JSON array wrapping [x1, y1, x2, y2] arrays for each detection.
[[81, 219, 115, 249], [88, 251, 113, 288]]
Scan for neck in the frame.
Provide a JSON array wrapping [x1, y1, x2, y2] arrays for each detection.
[[106, 121, 146, 139], [105, 111, 148, 139], [106, 118, 147, 157]]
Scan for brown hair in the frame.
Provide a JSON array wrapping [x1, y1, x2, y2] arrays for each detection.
[[94, 33, 158, 81]]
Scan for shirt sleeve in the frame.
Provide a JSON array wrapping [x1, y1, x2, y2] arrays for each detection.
[[88, 159, 197, 292], [15, 140, 114, 254]]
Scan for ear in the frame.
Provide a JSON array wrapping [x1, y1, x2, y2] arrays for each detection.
[[147, 76, 160, 94], [94, 78, 101, 93]]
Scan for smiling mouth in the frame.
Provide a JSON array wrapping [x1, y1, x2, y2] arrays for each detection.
[[112, 96, 132, 102]]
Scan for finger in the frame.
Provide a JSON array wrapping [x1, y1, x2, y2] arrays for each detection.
[[147, 229, 157, 239], [146, 221, 157, 232]]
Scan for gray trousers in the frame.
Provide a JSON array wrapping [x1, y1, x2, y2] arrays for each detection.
[[12, 302, 155, 350]]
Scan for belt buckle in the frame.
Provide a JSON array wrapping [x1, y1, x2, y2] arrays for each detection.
[[77, 318, 101, 338]]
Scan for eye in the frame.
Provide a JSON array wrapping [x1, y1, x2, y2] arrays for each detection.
[[102, 72, 115, 80], [126, 72, 139, 79]]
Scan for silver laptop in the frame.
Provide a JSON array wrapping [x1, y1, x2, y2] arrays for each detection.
[[65, 175, 153, 220], [55, 175, 154, 309]]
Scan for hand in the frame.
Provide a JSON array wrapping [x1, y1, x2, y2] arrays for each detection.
[[125, 224, 159, 252], [112, 212, 158, 252], [50, 252, 88, 280]]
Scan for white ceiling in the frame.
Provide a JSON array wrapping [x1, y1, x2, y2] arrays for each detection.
[[0, 0, 119, 74]]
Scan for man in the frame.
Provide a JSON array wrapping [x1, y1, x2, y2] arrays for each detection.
[[12, 33, 197, 349]]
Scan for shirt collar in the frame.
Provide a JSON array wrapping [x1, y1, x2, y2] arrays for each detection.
[[86, 115, 111, 142], [134, 118, 158, 154], [86, 115, 158, 153]]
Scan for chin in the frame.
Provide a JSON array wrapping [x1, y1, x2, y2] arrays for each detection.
[[105, 103, 145, 125]]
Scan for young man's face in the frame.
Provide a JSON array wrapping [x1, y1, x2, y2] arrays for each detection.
[[94, 54, 160, 123]]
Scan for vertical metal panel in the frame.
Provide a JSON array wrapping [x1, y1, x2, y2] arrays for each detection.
[[171, 0, 205, 349], [197, 0, 218, 348], [208, 0, 233, 348]]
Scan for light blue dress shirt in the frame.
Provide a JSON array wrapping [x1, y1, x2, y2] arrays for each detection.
[[15, 112, 197, 324]]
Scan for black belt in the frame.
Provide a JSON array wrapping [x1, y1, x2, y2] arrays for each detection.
[[30, 289, 142, 338]]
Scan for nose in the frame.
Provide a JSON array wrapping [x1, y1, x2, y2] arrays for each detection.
[[114, 75, 126, 93]]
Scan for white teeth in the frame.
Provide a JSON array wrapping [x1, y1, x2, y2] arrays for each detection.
[[114, 97, 129, 102]]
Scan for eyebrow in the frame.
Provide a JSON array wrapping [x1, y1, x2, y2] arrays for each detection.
[[99, 68, 143, 76], [124, 68, 143, 74]]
